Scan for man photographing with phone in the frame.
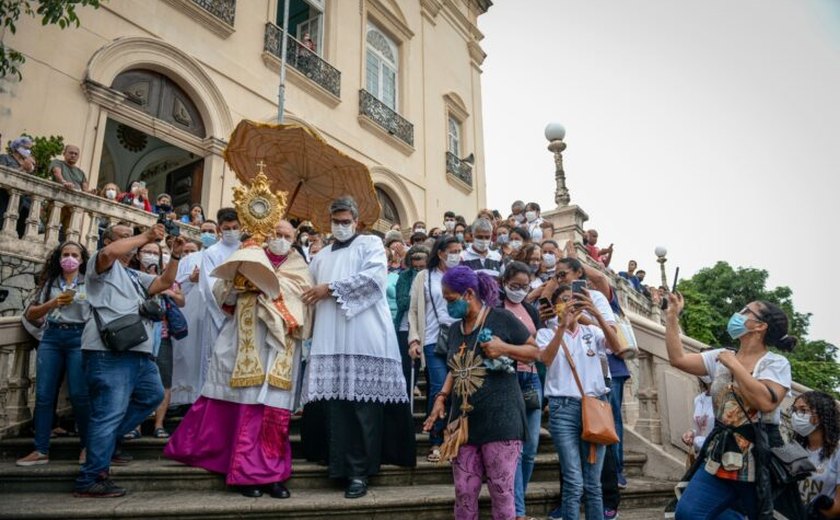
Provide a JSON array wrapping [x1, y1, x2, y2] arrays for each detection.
[[74, 223, 185, 498]]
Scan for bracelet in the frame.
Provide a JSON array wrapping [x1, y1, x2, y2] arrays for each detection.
[[170, 254, 181, 261], [435, 391, 449, 401]]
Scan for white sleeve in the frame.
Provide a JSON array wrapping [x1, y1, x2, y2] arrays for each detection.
[[535, 328, 555, 350], [590, 290, 616, 325], [754, 353, 792, 392], [700, 349, 725, 380], [590, 325, 607, 354]]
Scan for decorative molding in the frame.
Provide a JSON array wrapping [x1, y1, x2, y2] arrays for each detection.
[[366, 0, 414, 40], [420, 0, 443, 23], [358, 115, 415, 156], [369, 166, 420, 224], [445, 171, 473, 194], [161, 0, 236, 38], [443, 91, 469, 121], [467, 40, 487, 67]]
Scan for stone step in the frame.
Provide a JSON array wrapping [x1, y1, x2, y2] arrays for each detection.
[[0, 479, 676, 519]]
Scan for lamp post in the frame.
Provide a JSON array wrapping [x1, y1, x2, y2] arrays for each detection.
[[545, 122, 570, 207], [655, 246, 668, 291]]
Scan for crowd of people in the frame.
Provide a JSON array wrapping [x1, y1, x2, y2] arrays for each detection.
[[4, 137, 835, 520]]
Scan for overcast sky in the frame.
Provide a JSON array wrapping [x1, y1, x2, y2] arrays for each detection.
[[479, 0, 840, 344]]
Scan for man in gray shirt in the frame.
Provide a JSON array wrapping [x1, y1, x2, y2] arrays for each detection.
[[74, 223, 186, 498]]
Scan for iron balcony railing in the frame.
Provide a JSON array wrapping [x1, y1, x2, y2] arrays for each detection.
[[358, 89, 414, 147], [445, 151, 473, 187], [264, 22, 341, 98], [192, 0, 236, 26]]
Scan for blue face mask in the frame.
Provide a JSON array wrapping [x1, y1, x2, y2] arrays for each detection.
[[447, 297, 468, 319], [727, 313, 748, 340], [200, 232, 218, 248]]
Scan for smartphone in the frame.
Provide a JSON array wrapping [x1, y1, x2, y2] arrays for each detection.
[[138, 181, 146, 188], [571, 280, 587, 294], [672, 267, 680, 293], [537, 296, 552, 309]]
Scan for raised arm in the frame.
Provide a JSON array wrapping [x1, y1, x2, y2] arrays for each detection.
[[96, 224, 164, 274], [664, 292, 707, 375], [148, 236, 185, 295]]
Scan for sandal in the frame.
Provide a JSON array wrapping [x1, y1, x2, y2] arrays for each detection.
[[153, 428, 170, 439], [122, 430, 142, 441], [426, 447, 441, 463]]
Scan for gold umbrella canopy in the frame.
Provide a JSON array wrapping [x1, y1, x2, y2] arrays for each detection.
[[223, 120, 381, 232]]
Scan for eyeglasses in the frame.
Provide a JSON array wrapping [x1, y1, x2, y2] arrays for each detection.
[[506, 283, 529, 291], [556, 270, 569, 278], [739, 306, 765, 322], [331, 218, 354, 226]]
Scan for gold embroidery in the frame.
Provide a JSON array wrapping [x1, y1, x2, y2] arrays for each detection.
[[230, 293, 266, 387]]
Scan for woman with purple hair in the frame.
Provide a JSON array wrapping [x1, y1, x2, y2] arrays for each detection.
[[423, 266, 540, 520]]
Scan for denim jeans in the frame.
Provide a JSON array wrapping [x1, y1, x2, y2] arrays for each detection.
[[424, 343, 448, 447], [514, 371, 543, 516], [75, 351, 163, 489], [676, 467, 756, 519], [609, 376, 629, 474], [34, 325, 89, 454], [548, 396, 607, 520]]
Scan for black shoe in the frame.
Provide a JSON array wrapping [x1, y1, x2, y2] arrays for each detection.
[[239, 486, 263, 498], [110, 449, 133, 465], [269, 482, 291, 499], [73, 479, 127, 498], [344, 478, 368, 499]]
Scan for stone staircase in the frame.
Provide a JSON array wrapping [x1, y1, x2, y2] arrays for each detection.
[[0, 395, 677, 519]]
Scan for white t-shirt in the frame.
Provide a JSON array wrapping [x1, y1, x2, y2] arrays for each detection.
[[800, 443, 840, 506], [692, 392, 715, 451], [539, 323, 610, 398], [423, 269, 454, 346], [700, 349, 791, 424], [587, 289, 617, 326]]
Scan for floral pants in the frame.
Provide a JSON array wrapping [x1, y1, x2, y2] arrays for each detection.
[[452, 440, 523, 520]]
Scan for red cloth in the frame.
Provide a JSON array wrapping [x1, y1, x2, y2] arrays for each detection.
[[164, 396, 292, 485]]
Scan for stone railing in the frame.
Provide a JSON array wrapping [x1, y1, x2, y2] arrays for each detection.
[[0, 317, 37, 436], [446, 151, 473, 187], [264, 22, 341, 98], [359, 89, 414, 147]]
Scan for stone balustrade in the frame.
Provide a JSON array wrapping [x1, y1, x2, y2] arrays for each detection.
[[0, 317, 37, 436]]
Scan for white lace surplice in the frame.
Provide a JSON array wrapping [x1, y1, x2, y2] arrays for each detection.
[[302, 235, 407, 404]]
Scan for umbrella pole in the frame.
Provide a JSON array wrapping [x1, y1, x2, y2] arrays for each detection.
[[283, 180, 305, 219], [277, 0, 291, 123]]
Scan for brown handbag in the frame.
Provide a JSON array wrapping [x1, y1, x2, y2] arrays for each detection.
[[559, 335, 619, 463]]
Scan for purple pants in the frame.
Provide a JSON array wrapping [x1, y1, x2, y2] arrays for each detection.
[[453, 440, 523, 520]]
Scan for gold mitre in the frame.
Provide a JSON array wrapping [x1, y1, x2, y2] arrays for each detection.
[[231, 162, 289, 245]]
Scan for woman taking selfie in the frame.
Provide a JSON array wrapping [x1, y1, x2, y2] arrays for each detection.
[[17, 242, 91, 466], [793, 390, 840, 519], [665, 293, 801, 520]]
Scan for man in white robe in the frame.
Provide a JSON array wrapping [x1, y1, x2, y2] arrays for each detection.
[[169, 241, 205, 406], [301, 196, 415, 499]]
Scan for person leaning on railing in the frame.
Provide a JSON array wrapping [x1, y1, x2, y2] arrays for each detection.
[[664, 292, 804, 520]]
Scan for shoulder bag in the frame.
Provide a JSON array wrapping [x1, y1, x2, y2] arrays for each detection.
[[558, 333, 619, 463], [92, 268, 152, 352], [428, 271, 451, 357]]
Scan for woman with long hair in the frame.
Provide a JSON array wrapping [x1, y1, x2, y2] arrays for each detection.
[[793, 390, 840, 519], [666, 293, 801, 520], [16, 242, 91, 466], [424, 266, 539, 519]]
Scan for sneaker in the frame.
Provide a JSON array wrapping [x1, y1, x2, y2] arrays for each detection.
[[73, 479, 127, 498], [548, 504, 563, 520], [111, 449, 133, 465], [16, 451, 49, 467], [79, 448, 87, 465], [604, 509, 619, 519], [616, 471, 628, 489]]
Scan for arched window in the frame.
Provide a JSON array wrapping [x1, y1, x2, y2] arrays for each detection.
[[376, 186, 400, 226], [366, 23, 398, 110]]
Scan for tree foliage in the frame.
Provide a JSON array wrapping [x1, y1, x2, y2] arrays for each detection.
[[678, 261, 837, 395], [1, 0, 102, 81]]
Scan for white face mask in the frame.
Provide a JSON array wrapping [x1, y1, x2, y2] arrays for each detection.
[[162, 253, 171, 266], [473, 239, 490, 252], [525, 211, 538, 222], [505, 285, 528, 304], [414, 228, 426, 235], [140, 253, 159, 268], [105, 189, 117, 200], [222, 229, 241, 245], [445, 253, 461, 269], [444, 220, 456, 231], [514, 213, 526, 223], [510, 240, 523, 251], [268, 237, 292, 256], [331, 223, 356, 242], [791, 412, 818, 437], [543, 253, 557, 268]]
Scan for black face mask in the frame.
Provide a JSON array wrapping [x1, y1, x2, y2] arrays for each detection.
[[159, 204, 172, 212]]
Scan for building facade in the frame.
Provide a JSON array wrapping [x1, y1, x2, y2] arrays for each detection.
[[0, 0, 492, 230]]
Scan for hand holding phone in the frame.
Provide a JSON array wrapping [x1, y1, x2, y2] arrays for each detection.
[[571, 280, 587, 294]]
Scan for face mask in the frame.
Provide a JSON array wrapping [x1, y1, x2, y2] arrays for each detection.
[[222, 229, 241, 246], [529, 263, 540, 274], [331, 223, 355, 242], [444, 220, 455, 231], [158, 203, 172, 212], [727, 313, 749, 340], [268, 237, 292, 256], [105, 189, 117, 200], [60, 256, 80, 273], [496, 234, 509, 245], [299, 235, 309, 245], [445, 253, 461, 269], [525, 211, 538, 222], [140, 254, 160, 268], [17, 147, 31, 157], [131, 185, 140, 194], [505, 285, 528, 304], [455, 232, 464, 242], [510, 240, 523, 251], [514, 213, 526, 223], [414, 228, 426, 235], [791, 412, 817, 437], [473, 239, 490, 252], [447, 298, 468, 319], [543, 253, 557, 269], [200, 232, 218, 247]]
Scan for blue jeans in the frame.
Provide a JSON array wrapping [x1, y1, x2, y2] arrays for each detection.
[[34, 325, 90, 454], [676, 468, 755, 520], [548, 396, 607, 520], [75, 351, 163, 489], [609, 376, 628, 474], [515, 371, 543, 516], [424, 343, 448, 447]]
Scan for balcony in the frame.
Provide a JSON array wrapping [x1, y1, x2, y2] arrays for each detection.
[[445, 151, 473, 188], [193, 0, 236, 25], [263, 22, 341, 99], [162, 0, 236, 37], [358, 89, 414, 149]]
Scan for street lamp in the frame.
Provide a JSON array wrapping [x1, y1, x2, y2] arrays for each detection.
[[655, 246, 668, 290], [545, 122, 570, 207]]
